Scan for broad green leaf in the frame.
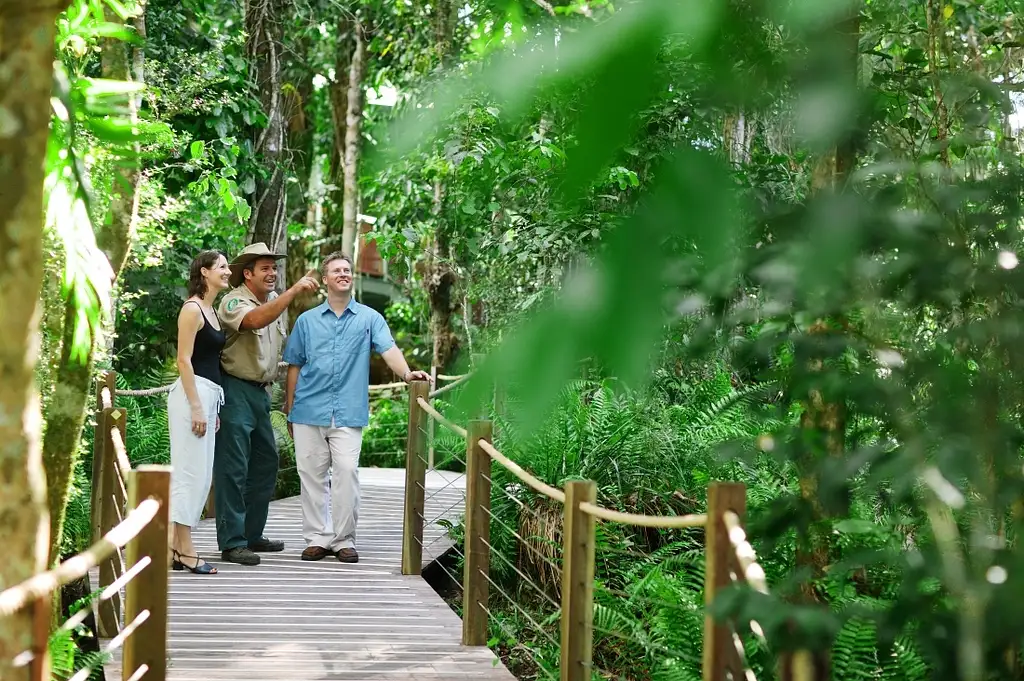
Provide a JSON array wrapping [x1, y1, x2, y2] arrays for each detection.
[[453, 145, 741, 431], [834, 519, 881, 534]]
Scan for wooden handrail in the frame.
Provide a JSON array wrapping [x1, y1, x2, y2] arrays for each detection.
[[0, 499, 159, 617], [87, 371, 172, 681], [3, 459, 169, 681], [723, 511, 769, 595]]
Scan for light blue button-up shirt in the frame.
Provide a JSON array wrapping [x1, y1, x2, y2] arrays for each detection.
[[283, 298, 396, 428]]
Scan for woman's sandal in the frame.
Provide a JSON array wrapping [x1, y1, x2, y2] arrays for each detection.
[[172, 548, 218, 574]]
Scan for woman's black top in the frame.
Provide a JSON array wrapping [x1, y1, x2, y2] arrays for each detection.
[[185, 301, 226, 386]]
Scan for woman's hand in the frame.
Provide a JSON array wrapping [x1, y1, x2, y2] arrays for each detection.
[[191, 404, 208, 438]]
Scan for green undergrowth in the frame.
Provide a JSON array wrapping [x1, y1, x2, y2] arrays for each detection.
[[428, 365, 931, 681]]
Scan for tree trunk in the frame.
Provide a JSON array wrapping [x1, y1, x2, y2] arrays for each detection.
[[0, 2, 64, 677], [40, 2, 146, 566], [325, 17, 352, 257], [424, 0, 460, 370], [723, 111, 754, 165], [245, 0, 288, 285], [795, 8, 860, 605], [285, 70, 319, 330], [925, 0, 950, 167], [94, 3, 142, 277], [340, 20, 367, 260]]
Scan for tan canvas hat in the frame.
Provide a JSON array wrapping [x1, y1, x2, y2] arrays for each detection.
[[228, 242, 286, 287]]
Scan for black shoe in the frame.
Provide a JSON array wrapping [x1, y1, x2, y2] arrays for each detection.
[[248, 536, 285, 552], [221, 547, 260, 565], [172, 549, 218, 574]]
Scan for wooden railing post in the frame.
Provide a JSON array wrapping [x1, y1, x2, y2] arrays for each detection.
[[702, 482, 747, 681], [427, 365, 437, 470], [90, 370, 117, 542], [29, 594, 50, 681], [462, 420, 492, 646], [95, 405, 124, 638], [561, 480, 596, 681], [122, 465, 171, 681], [402, 380, 429, 575], [471, 353, 488, 420], [780, 649, 829, 681]]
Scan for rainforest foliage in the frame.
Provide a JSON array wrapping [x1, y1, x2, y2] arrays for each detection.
[[8, 0, 1024, 679]]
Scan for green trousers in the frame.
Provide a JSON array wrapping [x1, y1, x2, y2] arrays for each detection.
[[213, 374, 279, 551]]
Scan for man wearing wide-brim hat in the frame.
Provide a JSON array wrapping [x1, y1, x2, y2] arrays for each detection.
[[213, 242, 319, 566]]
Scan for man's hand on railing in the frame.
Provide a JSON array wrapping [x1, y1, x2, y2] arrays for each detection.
[[404, 369, 431, 383]]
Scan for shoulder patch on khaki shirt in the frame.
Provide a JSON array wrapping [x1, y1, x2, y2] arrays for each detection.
[[218, 286, 286, 383]]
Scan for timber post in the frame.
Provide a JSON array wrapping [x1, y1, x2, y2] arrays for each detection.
[[122, 466, 171, 681], [462, 420, 492, 646], [402, 380, 429, 575], [560, 480, 597, 681], [702, 482, 747, 681]]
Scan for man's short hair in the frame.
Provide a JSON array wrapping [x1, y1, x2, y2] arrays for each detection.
[[320, 251, 354, 277]]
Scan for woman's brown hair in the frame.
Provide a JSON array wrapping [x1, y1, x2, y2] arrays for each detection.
[[187, 250, 226, 298]]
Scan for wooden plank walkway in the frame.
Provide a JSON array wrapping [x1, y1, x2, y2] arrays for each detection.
[[98, 468, 516, 681]]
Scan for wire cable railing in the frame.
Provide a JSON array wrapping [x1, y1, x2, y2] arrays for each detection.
[[15, 362, 825, 681], [401, 378, 828, 681], [112, 362, 470, 398]]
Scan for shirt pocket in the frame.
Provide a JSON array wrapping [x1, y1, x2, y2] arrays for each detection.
[[317, 325, 366, 361], [251, 325, 269, 361]]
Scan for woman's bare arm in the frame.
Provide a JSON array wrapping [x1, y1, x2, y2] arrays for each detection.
[[176, 303, 204, 413]]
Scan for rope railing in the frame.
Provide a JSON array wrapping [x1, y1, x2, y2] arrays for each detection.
[[38, 362, 822, 681], [478, 439, 565, 503], [416, 396, 468, 438], [417, 392, 712, 527], [111, 362, 469, 398], [402, 379, 829, 681]]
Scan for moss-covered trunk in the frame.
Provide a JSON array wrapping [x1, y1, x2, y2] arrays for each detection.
[[245, 0, 289, 273], [424, 0, 460, 370], [41, 4, 144, 565], [41, 298, 97, 565], [0, 2, 64, 677]]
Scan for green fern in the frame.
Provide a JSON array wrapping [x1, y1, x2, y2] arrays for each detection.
[[48, 588, 110, 681], [114, 370, 172, 466], [831, 598, 930, 681]]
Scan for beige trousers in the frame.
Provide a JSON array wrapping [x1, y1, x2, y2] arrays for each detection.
[[292, 422, 363, 551]]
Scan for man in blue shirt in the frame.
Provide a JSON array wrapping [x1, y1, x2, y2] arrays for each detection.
[[282, 251, 429, 563]]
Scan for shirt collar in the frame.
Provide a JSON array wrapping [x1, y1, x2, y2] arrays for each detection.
[[318, 297, 358, 316], [237, 283, 274, 305]]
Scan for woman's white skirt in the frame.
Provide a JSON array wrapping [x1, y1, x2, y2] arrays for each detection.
[[168, 375, 224, 528]]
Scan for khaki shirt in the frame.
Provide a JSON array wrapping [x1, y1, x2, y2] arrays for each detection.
[[218, 284, 286, 384]]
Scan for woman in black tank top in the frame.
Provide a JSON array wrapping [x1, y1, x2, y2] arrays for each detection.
[[168, 250, 231, 574]]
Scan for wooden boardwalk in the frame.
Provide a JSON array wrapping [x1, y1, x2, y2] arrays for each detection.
[[99, 468, 516, 681]]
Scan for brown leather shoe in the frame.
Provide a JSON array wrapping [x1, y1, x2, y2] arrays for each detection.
[[336, 548, 359, 563], [301, 546, 334, 561]]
